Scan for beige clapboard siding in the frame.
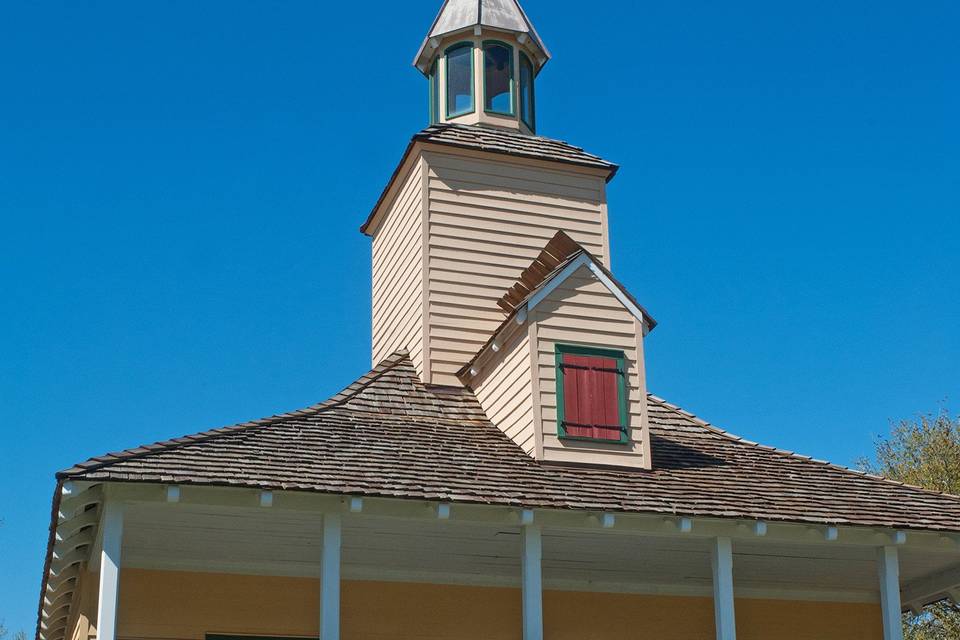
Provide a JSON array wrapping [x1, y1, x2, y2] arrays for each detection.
[[424, 150, 608, 386], [371, 160, 424, 377], [469, 320, 536, 455], [531, 265, 650, 469]]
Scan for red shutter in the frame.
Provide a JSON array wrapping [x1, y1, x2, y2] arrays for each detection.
[[561, 353, 622, 441]]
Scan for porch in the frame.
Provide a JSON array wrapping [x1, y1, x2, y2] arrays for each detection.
[[45, 483, 960, 640]]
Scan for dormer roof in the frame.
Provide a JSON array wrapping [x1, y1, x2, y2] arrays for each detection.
[[497, 230, 655, 327], [459, 231, 656, 377], [414, 0, 550, 72]]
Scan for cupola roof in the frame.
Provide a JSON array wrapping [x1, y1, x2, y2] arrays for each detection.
[[414, 0, 549, 72]]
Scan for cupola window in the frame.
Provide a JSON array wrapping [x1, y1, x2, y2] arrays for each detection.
[[556, 344, 628, 443], [483, 41, 514, 116], [519, 53, 535, 131], [445, 43, 474, 117]]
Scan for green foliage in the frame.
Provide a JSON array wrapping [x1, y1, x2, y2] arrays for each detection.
[[860, 410, 960, 640]]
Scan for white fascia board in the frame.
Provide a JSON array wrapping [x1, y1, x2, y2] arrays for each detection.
[[525, 253, 646, 326]]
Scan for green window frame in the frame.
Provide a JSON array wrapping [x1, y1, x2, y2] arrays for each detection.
[[428, 58, 439, 124], [445, 41, 475, 119], [482, 40, 515, 116], [555, 343, 629, 444], [519, 52, 536, 131]]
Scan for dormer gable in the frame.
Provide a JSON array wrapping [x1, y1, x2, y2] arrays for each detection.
[[459, 232, 655, 469]]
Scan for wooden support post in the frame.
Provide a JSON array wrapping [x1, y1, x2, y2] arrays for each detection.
[[96, 502, 123, 640], [878, 546, 904, 640], [321, 513, 341, 640], [711, 537, 737, 640], [521, 522, 543, 640]]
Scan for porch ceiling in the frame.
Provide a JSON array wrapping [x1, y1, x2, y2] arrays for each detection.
[[118, 501, 956, 603]]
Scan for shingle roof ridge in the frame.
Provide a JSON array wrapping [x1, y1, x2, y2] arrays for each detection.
[[57, 351, 414, 479], [647, 393, 960, 501]]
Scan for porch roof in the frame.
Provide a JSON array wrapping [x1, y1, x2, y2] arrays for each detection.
[[59, 352, 960, 532]]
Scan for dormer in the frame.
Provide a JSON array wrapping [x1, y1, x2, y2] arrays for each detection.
[[458, 232, 656, 469], [413, 0, 549, 134]]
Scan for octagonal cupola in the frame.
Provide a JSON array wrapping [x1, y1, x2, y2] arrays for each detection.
[[414, 0, 549, 134]]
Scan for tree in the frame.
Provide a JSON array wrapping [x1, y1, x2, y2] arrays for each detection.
[[0, 620, 26, 640], [860, 410, 960, 640]]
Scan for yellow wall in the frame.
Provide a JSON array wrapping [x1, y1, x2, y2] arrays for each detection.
[[109, 569, 882, 640]]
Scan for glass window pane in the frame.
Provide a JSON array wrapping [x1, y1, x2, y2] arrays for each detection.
[[520, 54, 535, 130], [446, 44, 473, 117], [484, 43, 513, 115]]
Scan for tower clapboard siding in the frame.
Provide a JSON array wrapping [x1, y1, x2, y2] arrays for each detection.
[[424, 149, 610, 384], [368, 146, 611, 386], [371, 159, 425, 377]]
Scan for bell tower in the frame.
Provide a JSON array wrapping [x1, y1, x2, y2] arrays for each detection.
[[363, 0, 654, 469], [364, 0, 622, 388], [413, 0, 549, 134]]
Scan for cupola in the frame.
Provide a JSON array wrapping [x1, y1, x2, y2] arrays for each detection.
[[413, 0, 549, 134]]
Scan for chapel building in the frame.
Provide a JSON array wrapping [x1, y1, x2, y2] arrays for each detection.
[[36, 2, 960, 640]]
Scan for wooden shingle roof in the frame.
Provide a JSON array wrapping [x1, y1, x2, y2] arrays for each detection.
[[415, 123, 618, 176], [60, 352, 960, 532]]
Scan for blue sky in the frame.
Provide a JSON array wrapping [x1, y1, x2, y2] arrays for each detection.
[[1, 0, 957, 631]]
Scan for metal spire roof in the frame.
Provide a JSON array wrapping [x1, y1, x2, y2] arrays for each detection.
[[414, 0, 550, 72]]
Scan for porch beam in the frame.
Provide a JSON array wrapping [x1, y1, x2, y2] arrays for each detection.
[[711, 537, 737, 640], [521, 521, 544, 640], [321, 513, 342, 640], [902, 565, 960, 610], [96, 501, 123, 640], [85, 482, 960, 552], [878, 546, 904, 640]]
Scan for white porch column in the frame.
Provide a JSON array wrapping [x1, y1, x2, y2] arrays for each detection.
[[96, 501, 124, 640], [710, 536, 737, 640], [521, 522, 543, 640], [878, 546, 904, 640], [320, 513, 342, 640]]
